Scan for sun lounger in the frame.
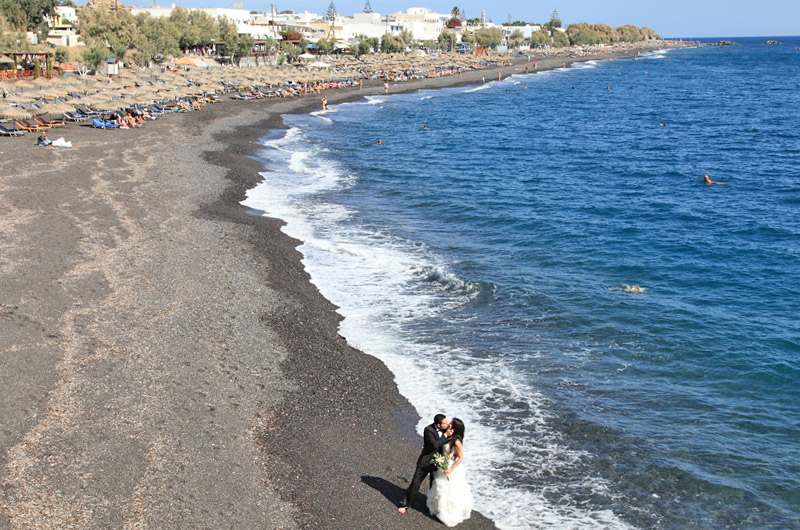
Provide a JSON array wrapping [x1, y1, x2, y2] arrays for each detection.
[[76, 108, 100, 117], [92, 118, 120, 129], [0, 124, 25, 136], [152, 105, 179, 113], [35, 117, 64, 128], [15, 120, 44, 132], [63, 112, 89, 122]]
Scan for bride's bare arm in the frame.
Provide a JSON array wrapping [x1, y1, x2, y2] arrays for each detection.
[[445, 439, 464, 475]]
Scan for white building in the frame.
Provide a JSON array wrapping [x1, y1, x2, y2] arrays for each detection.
[[130, 5, 269, 39], [338, 8, 450, 45], [44, 5, 82, 47]]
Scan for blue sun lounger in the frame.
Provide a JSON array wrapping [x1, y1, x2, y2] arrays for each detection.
[[92, 118, 120, 129]]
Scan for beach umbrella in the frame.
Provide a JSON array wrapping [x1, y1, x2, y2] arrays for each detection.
[[91, 99, 125, 112], [174, 56, 197, 67], [0, 106, 32, 120]]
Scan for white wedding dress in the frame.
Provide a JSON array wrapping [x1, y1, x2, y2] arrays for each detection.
[[426, 443, 473, 527]]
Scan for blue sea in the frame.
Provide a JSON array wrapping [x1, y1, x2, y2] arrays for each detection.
[[244, 37, 800, 529]]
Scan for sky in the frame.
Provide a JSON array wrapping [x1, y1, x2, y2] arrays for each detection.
[[75, 0, 800, 38]]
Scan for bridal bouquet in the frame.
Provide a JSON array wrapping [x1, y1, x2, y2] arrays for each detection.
[[431, 452, 451, 480]]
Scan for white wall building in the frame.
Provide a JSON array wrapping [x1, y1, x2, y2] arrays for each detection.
[[130, 5, 270, 39], [45, 6, 82, 47]]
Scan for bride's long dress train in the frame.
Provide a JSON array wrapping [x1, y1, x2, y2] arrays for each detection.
[[426, 447, 473, 527]]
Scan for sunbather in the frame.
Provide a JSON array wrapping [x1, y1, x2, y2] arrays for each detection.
[[37, 131, 52, 146]]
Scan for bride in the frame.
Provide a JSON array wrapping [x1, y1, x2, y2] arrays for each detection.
[[427, 418, 473, 527]]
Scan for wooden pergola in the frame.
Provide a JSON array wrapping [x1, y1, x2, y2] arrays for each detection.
[[0, 52, 55, 79]]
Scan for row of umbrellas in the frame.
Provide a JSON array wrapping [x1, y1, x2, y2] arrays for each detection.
[[1, 52, 516, 121]]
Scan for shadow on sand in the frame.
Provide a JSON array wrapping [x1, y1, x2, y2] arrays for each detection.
[[361, 475, 438, 520]]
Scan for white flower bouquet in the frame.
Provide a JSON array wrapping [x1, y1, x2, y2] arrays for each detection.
[[431, 452, 451, 480]]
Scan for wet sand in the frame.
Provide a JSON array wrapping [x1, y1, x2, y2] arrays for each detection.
[[0, 46, 681, 529]]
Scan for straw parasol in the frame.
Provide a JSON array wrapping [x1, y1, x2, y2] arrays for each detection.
[[0, 106, 32, 120], [174, 56, 197, 67], [91, 99, 125, 112]]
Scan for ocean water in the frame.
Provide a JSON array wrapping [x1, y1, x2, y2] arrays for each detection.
[[244, 37, 800, 529]]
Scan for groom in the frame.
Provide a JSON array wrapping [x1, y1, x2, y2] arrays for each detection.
[[398, 413, 452, 514]]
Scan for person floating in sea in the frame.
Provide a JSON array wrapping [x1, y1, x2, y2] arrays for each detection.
[[423, 125, 429, 130], [703, 174, 723, 185], [610, 284, 647, 293], [376, 139, 383, 145]]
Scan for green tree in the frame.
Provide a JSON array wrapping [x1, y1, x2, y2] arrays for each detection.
[[551, 29, 569, 47], [314, 37, 334, 54], [474, 27, 503, 48], [280, 42, 301, 61], [363, 0, 372, 13], [529, 28, 552, 47], [82, 46, 110, 69], [54, 47, 68, 62], [380, 34, 403, 53], [450, 6, 461, 18], [460, 30, 475, 44], [0, 14, 32, 51], [547, 9, 562, 29], [508, 29, 524, 48], [398, 30, 415, 50], [0, 0, 57, 31], [616, 24, 643, 42], [566, 23, 602, 46], [135, 13, 181, 62], [78, 5, 138, 58], [593, 23, 619, 44], [437, 29, 456, 51], [639, 26, 661, 40], [326, 1, 336, 22], [186, 9, 217, 48]]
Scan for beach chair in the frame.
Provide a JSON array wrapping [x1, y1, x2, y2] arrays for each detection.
[[35, 117, 64, 128], [0, 124, 25, 136], [152, 105, 178, 113], [92, 118, 119, 129], [14, 120, 44, 132], [76, 108, 100, 117], [63, 112, 89, 122]]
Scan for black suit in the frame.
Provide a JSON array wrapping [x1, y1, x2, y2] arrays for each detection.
[[400, 423, 449, 508]]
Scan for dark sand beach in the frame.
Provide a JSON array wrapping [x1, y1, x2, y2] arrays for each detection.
[[0, 45, 681, 529]]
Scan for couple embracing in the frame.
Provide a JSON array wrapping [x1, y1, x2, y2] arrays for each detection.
[[398, 414, 473, 527]]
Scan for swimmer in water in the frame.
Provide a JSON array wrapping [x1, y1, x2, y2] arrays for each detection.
[[610, 284, 648, 293], [376, 139, 383, 145], [423, 125, 429, 130], [703, 174, 722, 185]]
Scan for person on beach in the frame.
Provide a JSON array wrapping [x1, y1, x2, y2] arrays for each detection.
[[398, 414, 452, 515], [704, 174, 723, 185], [384, 81, 389, 94], [426, 418, 473, 527], [321, 96, 327, 110], [37, 130, 52, 146]]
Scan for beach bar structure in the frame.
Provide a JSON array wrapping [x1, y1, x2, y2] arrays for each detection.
[[0, 52, 54, 79]]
